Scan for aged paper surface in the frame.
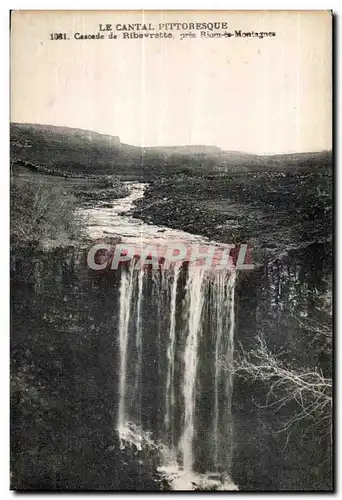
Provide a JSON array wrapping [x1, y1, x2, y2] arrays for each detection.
[[10, 10, 332, 491]]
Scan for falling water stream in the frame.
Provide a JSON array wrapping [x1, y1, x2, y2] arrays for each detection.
[[117, 262, 135, 434], [165, 264, 181, 448], [181, 266, 206, 473], [81, 183, 238, 490]]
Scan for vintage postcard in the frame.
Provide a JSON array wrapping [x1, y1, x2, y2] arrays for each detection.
[[10, 10, 332, 491]]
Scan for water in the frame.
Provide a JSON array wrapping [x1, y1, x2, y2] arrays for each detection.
[[80, 183, 211, 246], [213, 271, 236, 466], [117, 263, 135, 435], [165, 264, 181, 445], [114, 262, 236, 484], [134, 267, 144, 412], [181, 266, 206, 472]]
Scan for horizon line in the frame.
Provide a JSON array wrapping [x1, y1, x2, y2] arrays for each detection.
[[10, 121, 332, 158]]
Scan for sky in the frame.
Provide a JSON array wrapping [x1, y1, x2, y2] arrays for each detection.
[[11, 10, 332, 154]]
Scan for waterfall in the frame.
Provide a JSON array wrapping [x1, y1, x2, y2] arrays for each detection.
[[224, 272, 236, 471], [226, 273, 236, 409], [213, 271, 236, 469], [116, 259, 236, 485], [213, 271, 226, 466], [134, 267, 144, 420], [181, 267, 206, 472], [165, 265, 181, 447], [117, 264, 135, 433]]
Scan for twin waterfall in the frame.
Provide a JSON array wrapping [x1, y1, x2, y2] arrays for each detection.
[[116, 259, 236, 485]]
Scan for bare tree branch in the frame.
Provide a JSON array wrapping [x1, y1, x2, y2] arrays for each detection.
[[222, 332, 332, 436]]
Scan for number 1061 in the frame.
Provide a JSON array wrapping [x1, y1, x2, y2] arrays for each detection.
[[50, 33, 68, 40]]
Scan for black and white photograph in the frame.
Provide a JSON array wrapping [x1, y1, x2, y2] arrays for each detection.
[[10, 10, 333, 491]]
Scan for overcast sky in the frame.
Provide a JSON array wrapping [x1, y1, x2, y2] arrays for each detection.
[[11, 10, 332, 154]]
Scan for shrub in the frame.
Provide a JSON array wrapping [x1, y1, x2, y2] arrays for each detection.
[[11, 180, 82, 244]]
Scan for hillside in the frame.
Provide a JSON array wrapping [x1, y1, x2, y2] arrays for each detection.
[[10, 122, 332, 179]]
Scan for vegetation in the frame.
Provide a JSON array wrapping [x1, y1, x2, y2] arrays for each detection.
[[10, 179, 83, 244], [226, 279, 332, 440]]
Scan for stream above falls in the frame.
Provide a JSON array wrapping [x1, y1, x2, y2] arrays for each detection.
[[79, 182, 212, 245]]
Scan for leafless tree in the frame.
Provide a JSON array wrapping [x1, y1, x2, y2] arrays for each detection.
[[223, 330, 332, 438]]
